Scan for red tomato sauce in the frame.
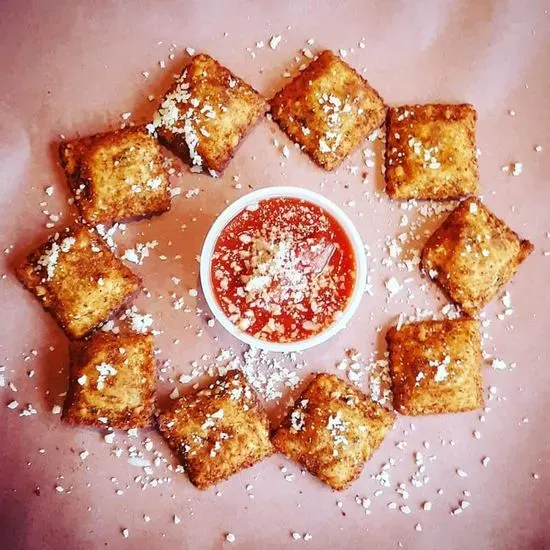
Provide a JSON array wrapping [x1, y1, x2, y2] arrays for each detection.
[[211, 197, 357, 343]]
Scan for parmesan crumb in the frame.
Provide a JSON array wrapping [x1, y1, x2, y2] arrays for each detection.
[[385, 277, 402, 297], [512, 162, 523, 176], [269, 35, 282, 50], [491, 358, 507, 370]]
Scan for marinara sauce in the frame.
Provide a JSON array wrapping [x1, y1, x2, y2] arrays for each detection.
[[211, 197, 356, 343]]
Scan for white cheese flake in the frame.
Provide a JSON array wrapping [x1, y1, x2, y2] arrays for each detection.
[[491, 358, 508, 370], [269, 35, 282, 50], [96, 362, 117, 390], [169, 387, 180, 400], [385, 277, 402, 298], [37, 236, 76, 280]]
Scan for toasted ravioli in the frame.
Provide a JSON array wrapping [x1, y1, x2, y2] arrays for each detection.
[[385, 104, 478, 200], [270, 50, 386, 170], [157, 370, 273, 490], [421, 198, 533, 315], [17, 226, 141, 339], [59, 127, 171, 225], [62, 329, 156, 429], [386, 319, 483, 415], [150, 53, 268, 174], [271, 373, 395, 491]]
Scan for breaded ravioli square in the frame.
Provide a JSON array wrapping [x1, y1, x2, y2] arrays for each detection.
[[149, 53, 268, 175], [157, 370, 273, 489], [270, 50, 386, 170], [59, 127, 171, 225], [386, 319, 483, 415], [17, 226, 141, 339], [421, 198, 533, 315], [62, 329, 156, 429], [385, 104, 479, 200], [271, 373, 395, 490]]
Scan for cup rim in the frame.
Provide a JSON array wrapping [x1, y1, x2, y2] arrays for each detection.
[[199, 186, 367, 353]]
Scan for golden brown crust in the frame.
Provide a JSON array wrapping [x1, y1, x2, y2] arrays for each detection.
[[271, 373, 395, 491], [386, 319, 483, 415], [152, 53, 268, 174], [16, 226, 141, 339], [421, 197, 534, 315], [157, 370, 273, 490], [62, 329, 156, 429], [270, 50, 387, 171], [59, 127, 171, 225], [385, 104, 479, 200]]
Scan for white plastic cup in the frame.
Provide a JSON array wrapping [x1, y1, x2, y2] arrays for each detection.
[[200, 186, 367, 352]]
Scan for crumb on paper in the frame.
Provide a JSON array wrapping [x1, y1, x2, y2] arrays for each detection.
[[269, 35, 282, 50]]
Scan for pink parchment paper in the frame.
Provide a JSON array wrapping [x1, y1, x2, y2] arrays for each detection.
[[0, 1, 549, 549]]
